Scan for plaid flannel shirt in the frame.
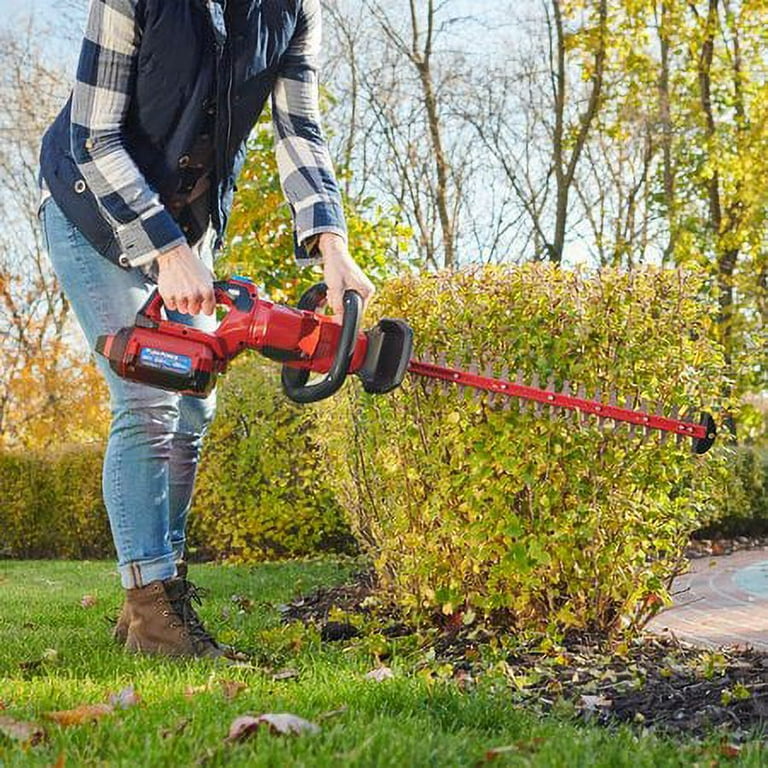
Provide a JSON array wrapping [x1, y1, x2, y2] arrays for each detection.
[[70, 0, 347, 268]]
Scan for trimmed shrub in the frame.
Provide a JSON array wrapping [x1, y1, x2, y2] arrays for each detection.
[[0, 445, 112, 559], [315, 265, 731, 637], [189, 358, 356, 562]]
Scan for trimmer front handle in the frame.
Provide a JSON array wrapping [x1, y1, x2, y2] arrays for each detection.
[[280, 283, 363, 404]]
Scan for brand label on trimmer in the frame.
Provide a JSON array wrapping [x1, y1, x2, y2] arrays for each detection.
[[139, 347, 193, 375]]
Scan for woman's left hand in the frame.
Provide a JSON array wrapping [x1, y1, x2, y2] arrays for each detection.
[[318, 233, 376, 319]]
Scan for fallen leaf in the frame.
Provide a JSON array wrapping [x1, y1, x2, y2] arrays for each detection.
[[720, 744, 741, 758], [108, 686, 140, 710], [45, 704, 113, 727], [272, 668, 299, 681], [220, 681, 247, 701], [80, 595, 97, 608], [365, 666, 394, 682], [253, 713, 321, 736], [52, 752, 66, 768], [184, 685, 209, 699], [0, 714, 46, 745], [226, 715, 261, 742], [0, 701, 6, 710], [226, 713, 320, 741]]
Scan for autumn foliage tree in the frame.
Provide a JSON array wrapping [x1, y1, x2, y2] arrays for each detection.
[[0, 29, 108, 449]]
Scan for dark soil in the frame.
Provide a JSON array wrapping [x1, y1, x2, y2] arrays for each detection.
[[281, 569, 768, 740]]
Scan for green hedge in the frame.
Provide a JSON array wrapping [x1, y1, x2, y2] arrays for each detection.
[[696, 444, 768, 537], [315, 265, 732, 638], [0, 445, 111, 559]]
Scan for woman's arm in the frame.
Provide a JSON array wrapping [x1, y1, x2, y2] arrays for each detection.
[[272, 0, 373, 314]]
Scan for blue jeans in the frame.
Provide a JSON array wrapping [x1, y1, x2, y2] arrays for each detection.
[[40, 198, 216, 589]]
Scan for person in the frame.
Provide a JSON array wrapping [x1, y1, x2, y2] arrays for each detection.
[[38, 0, 374, 658]]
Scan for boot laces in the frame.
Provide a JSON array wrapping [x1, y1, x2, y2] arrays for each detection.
[[172, 580, 219, 651]]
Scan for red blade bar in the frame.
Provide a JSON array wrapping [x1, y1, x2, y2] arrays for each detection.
[[407, 360, 708, 440]]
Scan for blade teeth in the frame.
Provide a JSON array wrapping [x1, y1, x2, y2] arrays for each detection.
[[592, 386, 602, 426], [496, 365, 510, 411], [608, 391, 620, 432], [531, 373, 542, 414], [436, 353, 449, 393], [560, 380, 576, 423], [575, 384, 587, 423], [511, 370, 525, 412], [421, 350, 435, 394], [484, 363, 495, 406], [467, 361, 480, 402], [620, 395, 634, 434]]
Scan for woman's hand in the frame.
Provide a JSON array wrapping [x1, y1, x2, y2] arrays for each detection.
[[318, 233, 375, 318], [156, 243, 216, 316]]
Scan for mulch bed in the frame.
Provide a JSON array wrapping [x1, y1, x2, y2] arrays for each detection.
[[280, 568, 768, 740]]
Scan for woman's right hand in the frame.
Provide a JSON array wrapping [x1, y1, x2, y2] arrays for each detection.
[[156, 243, 216, 316]]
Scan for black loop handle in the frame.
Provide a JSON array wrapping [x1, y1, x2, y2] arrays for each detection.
[[281, 282, 362, 404]]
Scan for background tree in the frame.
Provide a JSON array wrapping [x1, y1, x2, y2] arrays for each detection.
[[0, 26, 108, 449]]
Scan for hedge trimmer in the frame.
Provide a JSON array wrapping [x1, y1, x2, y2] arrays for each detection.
[[96, 276, 717, 454]]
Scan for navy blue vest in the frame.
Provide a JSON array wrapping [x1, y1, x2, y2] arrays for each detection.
[[40, 0, 301, 267]]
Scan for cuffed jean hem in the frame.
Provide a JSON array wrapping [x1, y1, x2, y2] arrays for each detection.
[[119, 555, 178, 589]]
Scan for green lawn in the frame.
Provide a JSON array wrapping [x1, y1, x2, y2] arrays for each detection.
[[0, 560, 764, 767]]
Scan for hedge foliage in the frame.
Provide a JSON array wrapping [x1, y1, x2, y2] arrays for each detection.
[[0, 445, 111, 559], [696, 444, 768, 537], [189, 358, 356, 562], [315, 265, 733, 638]]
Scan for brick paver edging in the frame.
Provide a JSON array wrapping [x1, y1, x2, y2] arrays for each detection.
[[646, 549, 768, 650]]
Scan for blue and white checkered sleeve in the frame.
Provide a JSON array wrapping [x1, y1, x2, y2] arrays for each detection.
[[272, 0, 348, 266], [69, 0, 186, 268]]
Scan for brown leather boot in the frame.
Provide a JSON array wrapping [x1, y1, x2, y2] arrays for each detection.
[[124, 576, 226, 658], [113, 562, 188, 645]]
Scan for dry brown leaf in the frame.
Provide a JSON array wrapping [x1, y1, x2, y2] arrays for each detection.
[[184, 685, 209, 699], [80, 595, 97, 608], [365, 666, 394, 682], [720, 743, 742, 758], [220, 681, 247, 701], [51, 752, 67, 768], [45, 704, 113, 727], [0, 714, 46, 745], [226, 713, 320, 741]]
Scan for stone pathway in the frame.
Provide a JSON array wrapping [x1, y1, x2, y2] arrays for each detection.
[[647, 549, 768, 650]]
